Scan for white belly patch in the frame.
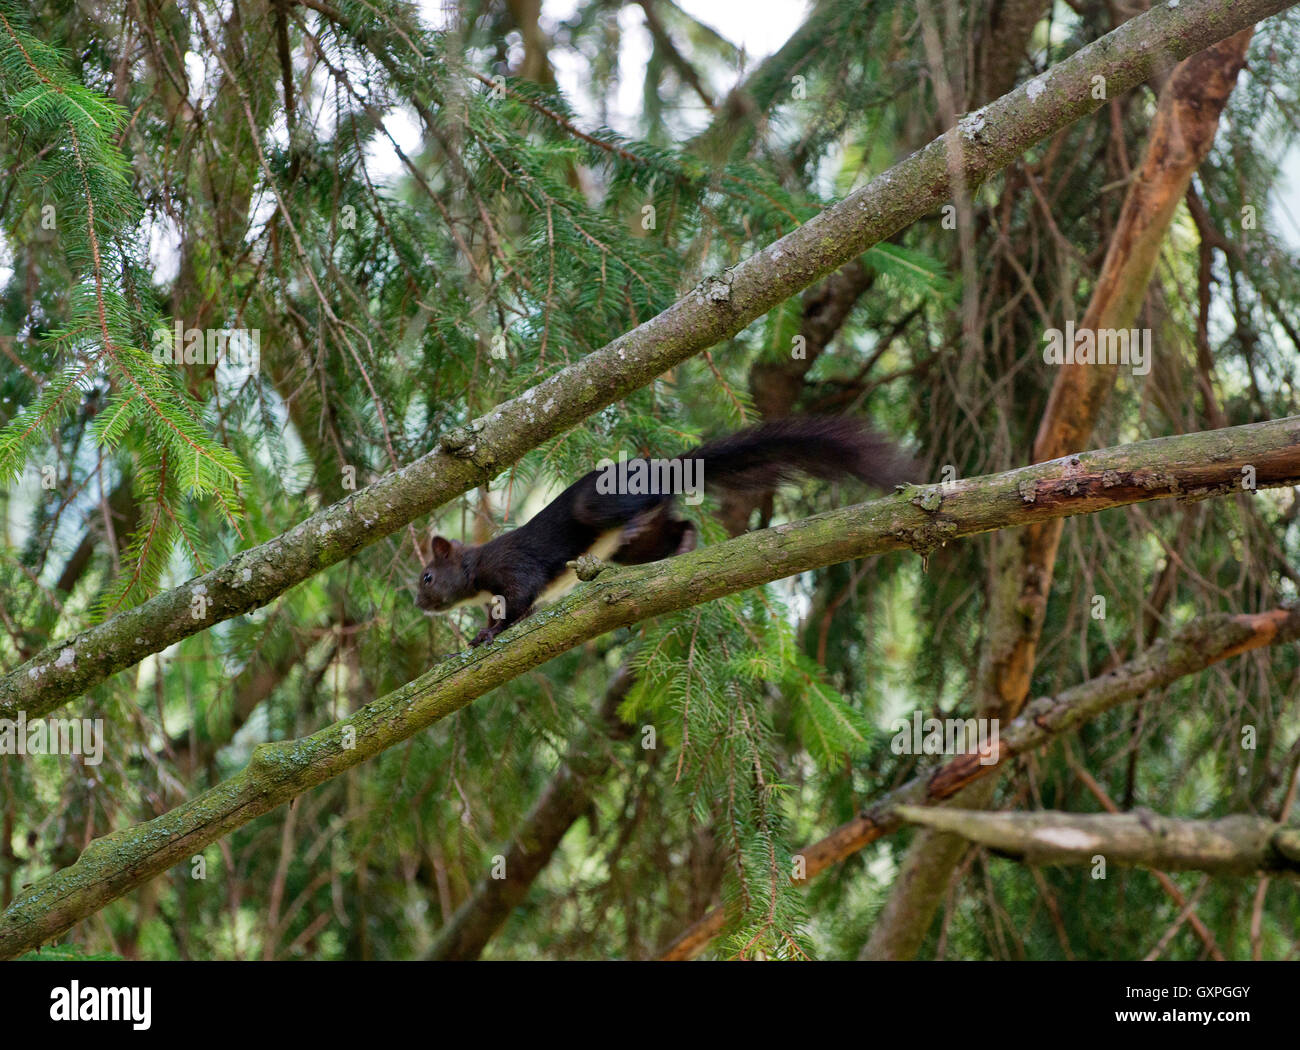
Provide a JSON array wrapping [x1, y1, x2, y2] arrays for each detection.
[[535, 528, 623, 606], [449, 589, 494, 611]]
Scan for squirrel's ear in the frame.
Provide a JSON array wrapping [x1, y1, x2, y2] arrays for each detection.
[[431, 535, 453, 561]]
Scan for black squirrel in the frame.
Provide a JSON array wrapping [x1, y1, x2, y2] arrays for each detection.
[[416, 417, 916, 646]]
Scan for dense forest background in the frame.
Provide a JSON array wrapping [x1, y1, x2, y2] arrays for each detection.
[[1, 0, 1299, 961]]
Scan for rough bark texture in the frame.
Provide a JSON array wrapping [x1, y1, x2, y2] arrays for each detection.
[[894, 807, 1300, 877], [1, 0, 1286, 724], [861, 24, 1258, 961], [2, 415, 1297, 958], [660, 606, 1300, 959]]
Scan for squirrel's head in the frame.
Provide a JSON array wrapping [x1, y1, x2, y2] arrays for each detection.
[[415, 535, 475, 612]]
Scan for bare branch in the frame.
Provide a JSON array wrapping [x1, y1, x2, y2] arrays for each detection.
[[893, 807, 1300, 877]]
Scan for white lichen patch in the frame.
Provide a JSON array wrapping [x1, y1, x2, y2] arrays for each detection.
[[1026, 76, 1048, 101], [55, 647, 76, 668], [1033, 827, 1098, 851], [960, 108, 987, 136]]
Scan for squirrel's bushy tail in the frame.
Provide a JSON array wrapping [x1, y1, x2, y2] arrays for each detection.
[[688, 416, 917, 494]]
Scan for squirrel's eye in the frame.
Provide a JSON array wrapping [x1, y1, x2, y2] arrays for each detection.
[[422, 572, 433, 585]]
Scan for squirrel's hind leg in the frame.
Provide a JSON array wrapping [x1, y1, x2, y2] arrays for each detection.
[[613, 502, 696, 564]]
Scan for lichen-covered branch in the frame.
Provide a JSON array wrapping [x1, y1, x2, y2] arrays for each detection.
[[1, 0, 1289, 723], [2, 415, 1298, 958], [893, 807, 1300, 877]]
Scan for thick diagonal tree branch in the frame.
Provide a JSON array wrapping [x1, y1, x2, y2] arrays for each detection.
[[893, 807, 1300, 877], [2, 415, 1298, 958], [660, 604, 1300, 959], [1, 0, 1289, 724]]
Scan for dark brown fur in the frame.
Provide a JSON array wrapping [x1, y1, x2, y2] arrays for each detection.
[[416, 417, 915, 646]]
